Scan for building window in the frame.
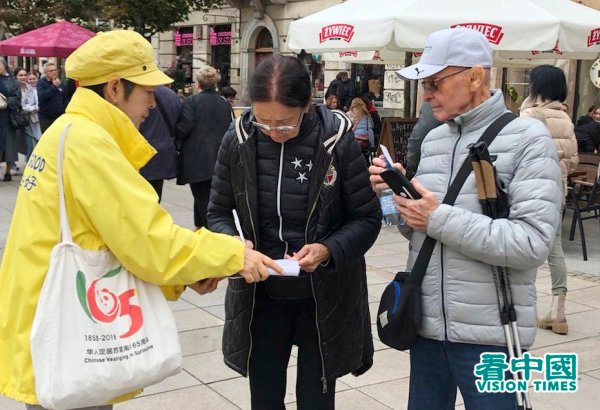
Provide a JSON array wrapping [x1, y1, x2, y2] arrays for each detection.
[[210, 24, 232, 88], [255, 28, 273, 67], [175, 26, 194, 86]]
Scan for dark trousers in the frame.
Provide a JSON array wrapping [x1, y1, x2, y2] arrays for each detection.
[[408, 336, 518, 410], [147, 179, 164, 203], [39, 116, 55, 133], [189, 180, 211, 229], [249, 284, 335, 410]]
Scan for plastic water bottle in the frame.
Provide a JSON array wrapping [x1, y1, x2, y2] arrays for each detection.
[[379, 189, 403, 226]]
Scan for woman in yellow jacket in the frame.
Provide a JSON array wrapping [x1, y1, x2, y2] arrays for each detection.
[[0, 30, 281, 409]]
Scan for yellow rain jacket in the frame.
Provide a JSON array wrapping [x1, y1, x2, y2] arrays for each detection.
[[0, 87, 244, 405]]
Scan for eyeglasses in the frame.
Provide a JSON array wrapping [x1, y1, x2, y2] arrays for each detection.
[[421, 67, 471, 93], [251, 110, 304, 133]]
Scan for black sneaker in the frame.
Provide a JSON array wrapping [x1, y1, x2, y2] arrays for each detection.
[[3, 174, 12, 182]]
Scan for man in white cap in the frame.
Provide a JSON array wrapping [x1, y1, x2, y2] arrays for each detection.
[[370, 27, 562, 408], [0, 30, 282, 410]]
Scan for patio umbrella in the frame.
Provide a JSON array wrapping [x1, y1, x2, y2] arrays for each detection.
[[0, 20, 95, 58], [288, 0, 600, 60], [320, 49, 560, 68]]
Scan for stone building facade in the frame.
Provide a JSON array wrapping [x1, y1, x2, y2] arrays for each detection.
[[152, 0, 600, 118]]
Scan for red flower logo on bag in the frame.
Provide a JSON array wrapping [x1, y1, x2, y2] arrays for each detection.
[[76, 266, 143, 338]]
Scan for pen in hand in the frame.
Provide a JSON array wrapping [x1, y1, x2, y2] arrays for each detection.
[[232, 209, 284, 281], [232, 209, 245, 243]]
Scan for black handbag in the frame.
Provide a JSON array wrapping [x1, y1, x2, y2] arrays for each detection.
[[10, 107, 30, 129], [376, 112, 516, 351]]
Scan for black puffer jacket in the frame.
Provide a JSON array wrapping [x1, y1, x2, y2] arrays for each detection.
[[207, 105, 381, 383]]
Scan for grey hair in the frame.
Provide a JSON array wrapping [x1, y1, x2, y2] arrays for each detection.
[[43, 61, 56, 70], [195, 66, 220, 91]]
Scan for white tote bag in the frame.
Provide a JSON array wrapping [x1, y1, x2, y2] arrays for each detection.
[[30, 125, 182, 410]]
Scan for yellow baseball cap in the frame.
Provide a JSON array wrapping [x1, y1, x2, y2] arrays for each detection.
[[66, 30, 173, 87]]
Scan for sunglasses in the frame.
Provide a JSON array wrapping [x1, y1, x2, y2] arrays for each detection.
[[421, 67, 471, 93]]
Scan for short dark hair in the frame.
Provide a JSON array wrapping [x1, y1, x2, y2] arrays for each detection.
[[248, 55, 311, 108], [220, 86, 237, 98], [85, 79, 136, 100], [528, 65, 567, 103], [588, 105, 598, 115]]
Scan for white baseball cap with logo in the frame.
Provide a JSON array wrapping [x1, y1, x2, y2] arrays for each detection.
[[396, 27, 493, 80]]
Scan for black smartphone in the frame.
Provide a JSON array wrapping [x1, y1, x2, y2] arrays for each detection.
[[380, 168, 421, 200]]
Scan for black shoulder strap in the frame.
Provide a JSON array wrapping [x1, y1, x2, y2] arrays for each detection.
[[407, 112, 516, 284], [154, 94, 176, 138]]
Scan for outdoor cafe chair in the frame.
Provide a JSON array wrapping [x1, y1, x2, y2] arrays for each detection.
[[566, 162, 600, 261]]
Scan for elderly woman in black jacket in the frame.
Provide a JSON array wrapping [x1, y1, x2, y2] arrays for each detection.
[[176, 65, 234, 229], [0, 57, 21, 181], [207, 55, 381, 410]]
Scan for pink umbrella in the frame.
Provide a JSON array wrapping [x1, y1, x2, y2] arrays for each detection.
[[0, 20, 96, 58]]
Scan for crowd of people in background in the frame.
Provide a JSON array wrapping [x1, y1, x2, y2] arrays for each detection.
[[1, 60, 68, 181], [324, 71, 383, 160], [0, 55, 242, 186]]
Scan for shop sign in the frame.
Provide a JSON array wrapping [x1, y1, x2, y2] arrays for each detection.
[[210, 30, 232, 46], [451, 23, 504, 45], [175, 32, 194, 47], [319, 24, 355, 44], [590, 58, 600, 89], [588, 28, 600, 48]]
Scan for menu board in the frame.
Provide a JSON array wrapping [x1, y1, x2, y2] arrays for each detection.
[[377, 117, 418, 164]]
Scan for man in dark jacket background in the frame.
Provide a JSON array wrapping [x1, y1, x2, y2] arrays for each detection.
[[36, 62, 67, 132], [324, 71, 357, 111], [176, 66, 234, 229], [139, 85, 181, 202], [405, 102, 443, 178]]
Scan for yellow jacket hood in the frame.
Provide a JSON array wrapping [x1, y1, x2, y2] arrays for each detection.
[[66, 87, 157, 171]]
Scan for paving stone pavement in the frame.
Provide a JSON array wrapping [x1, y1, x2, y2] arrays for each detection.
[[1, 161, 599, 409]]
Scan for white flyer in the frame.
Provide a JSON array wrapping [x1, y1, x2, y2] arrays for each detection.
[[379, 144, 395, 168]]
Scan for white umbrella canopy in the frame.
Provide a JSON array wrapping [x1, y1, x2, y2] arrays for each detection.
[[288, 0, 600, 60], [531, 0, 600, 54], [320, 49, 560, 68]]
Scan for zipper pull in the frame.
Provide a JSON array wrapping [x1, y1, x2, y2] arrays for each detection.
[[321, 376, 328, 394]]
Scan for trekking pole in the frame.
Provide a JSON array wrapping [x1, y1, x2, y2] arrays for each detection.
[[474, 142, 532, 410], [468, 146, 492, 217]]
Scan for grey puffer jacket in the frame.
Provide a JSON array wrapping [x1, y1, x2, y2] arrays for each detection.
[[405, 90, 562, 348]]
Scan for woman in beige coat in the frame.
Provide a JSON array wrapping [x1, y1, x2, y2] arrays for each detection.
[[520, 65, 578, 335]]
